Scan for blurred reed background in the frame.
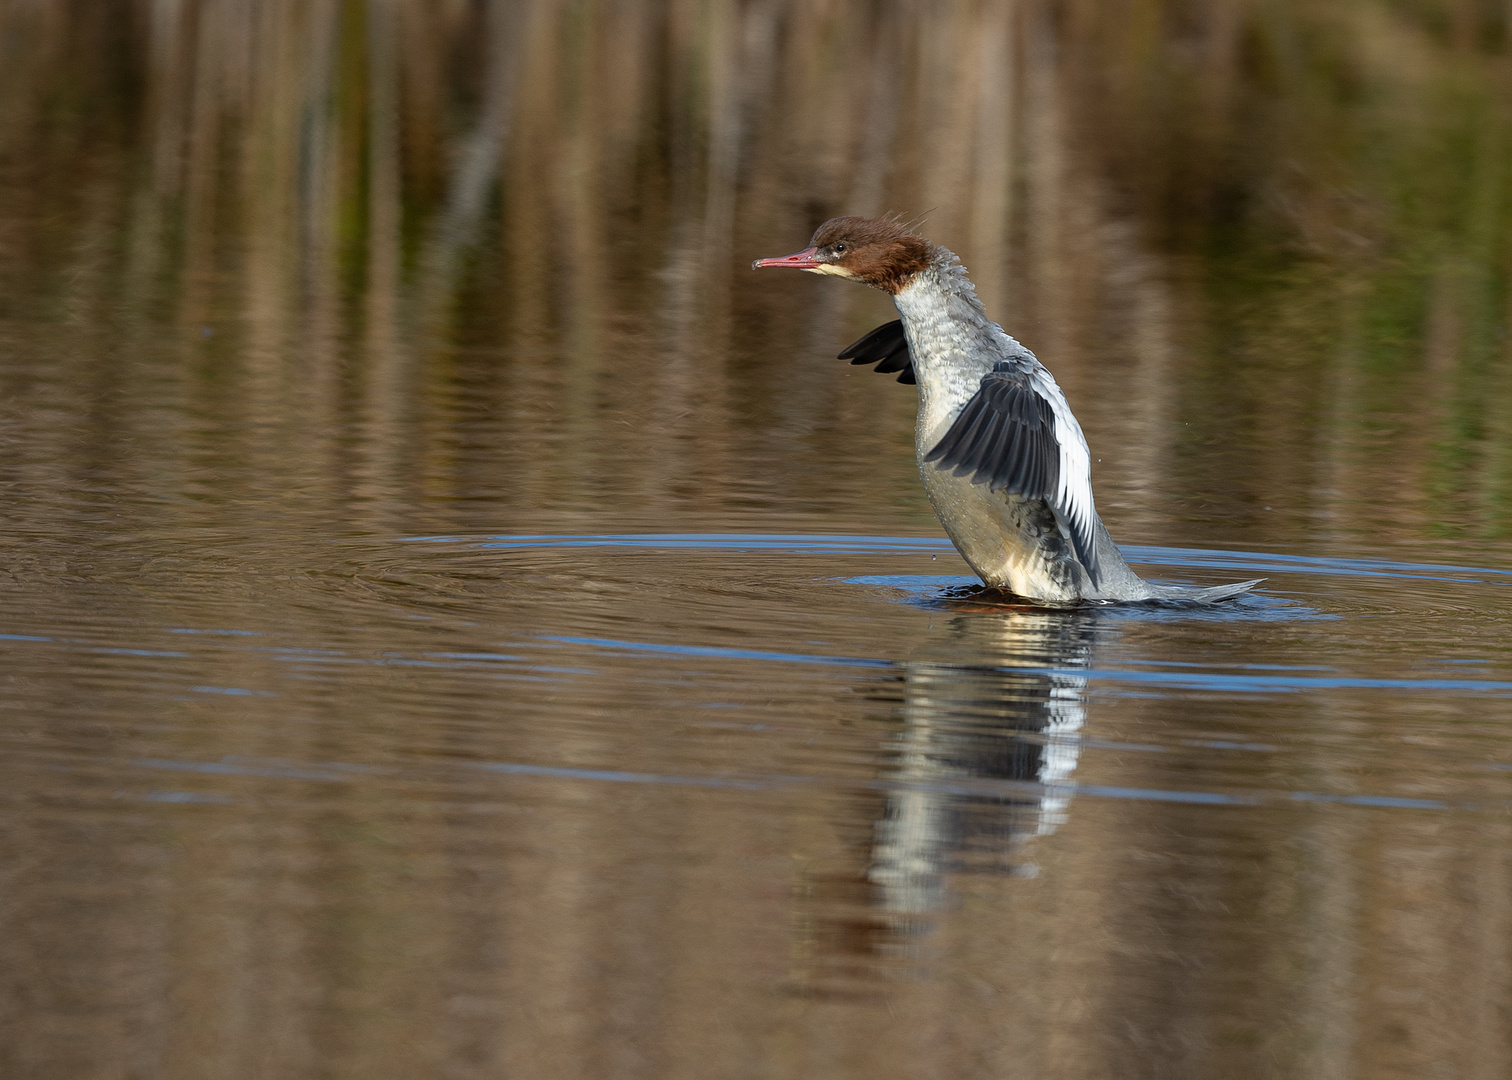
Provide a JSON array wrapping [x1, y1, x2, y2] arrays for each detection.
[[3, 0, 1512, 548]]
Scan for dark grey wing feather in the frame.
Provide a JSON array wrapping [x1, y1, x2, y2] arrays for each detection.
[[923, 363, 1101, 584], [838, 320, 915, 384]]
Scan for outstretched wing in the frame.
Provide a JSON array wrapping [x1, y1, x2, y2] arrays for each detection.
[[838, 320, 915, 384], [922, 362, 1101, 584]]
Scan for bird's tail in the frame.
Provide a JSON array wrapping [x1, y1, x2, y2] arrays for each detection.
[[1147, 578, 1265, 603]]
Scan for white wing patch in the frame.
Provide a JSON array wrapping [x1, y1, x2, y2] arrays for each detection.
[[1035, 368, 1100, 584]]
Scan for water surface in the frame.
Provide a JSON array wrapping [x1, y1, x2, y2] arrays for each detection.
[[4, 2, 1512, 1077]]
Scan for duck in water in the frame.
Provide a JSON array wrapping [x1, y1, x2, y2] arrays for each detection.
[[754, 215, 1258, 604]]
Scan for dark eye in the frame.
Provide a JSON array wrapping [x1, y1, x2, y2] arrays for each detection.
[[833, 242, 847, 254]]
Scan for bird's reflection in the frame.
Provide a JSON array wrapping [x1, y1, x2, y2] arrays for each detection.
[[869, 605, 1101, 916], [798, 603, 1104, 992]]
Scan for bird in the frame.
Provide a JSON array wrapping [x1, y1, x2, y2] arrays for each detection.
[[753, 215, 1259, 605]]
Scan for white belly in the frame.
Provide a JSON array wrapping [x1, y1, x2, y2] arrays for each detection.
[[918, 461, 1081, 603]]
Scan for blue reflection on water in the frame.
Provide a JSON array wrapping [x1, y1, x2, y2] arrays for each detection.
[[397, 532, 1512, 584], [541, 633, 1512, 695]]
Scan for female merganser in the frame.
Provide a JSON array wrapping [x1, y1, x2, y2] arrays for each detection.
[[754, 215, 1258, 604]]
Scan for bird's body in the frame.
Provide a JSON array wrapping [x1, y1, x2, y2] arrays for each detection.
[[755, 216, 1258, 605]]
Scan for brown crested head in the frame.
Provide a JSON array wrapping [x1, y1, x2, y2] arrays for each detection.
[[751, 215, 935, 294]]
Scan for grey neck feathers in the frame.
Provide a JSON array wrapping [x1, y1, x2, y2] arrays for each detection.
[[894, 250, 1036, 437], [895, 254, 1017, 370]]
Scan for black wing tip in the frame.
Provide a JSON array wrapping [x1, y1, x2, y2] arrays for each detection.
[[924, 378, 1059, 503], [836, 319, 905, 360], [836, 320, 915, 385]]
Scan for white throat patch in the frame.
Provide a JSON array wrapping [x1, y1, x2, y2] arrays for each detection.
[[803, 264, 858, 279]]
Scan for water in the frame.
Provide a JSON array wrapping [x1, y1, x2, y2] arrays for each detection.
[[5, 2, 1512, 1077]]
